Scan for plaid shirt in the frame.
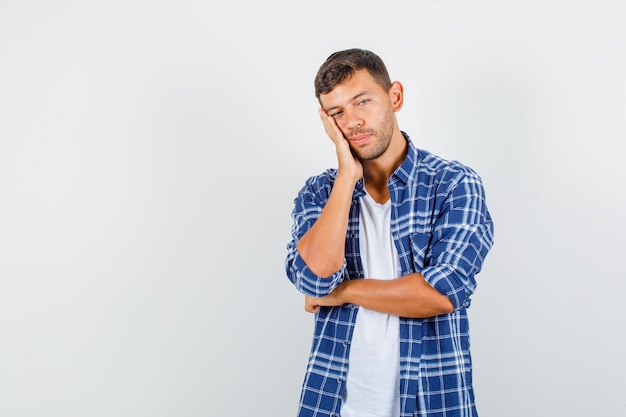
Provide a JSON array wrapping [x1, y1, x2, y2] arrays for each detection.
[[286, 133, 494, 417]]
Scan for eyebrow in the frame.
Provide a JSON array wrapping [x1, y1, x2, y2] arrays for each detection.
[[325, 91, 370, 113]]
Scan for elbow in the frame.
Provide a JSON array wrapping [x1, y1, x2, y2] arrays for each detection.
[[441, 296, 454, 314], [296, 247, 343, 279], [403, 293, 455, 319], [422, 294, 454, 317], [307, 262, 344, 279]]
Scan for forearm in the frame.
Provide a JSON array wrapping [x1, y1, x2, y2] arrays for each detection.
[[330, 273, 454, 318], [297, 176, 356, 277]]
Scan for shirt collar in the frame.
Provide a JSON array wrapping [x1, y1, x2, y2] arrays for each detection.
[[393, 131, 419, 185], [352, 131, 418, 195]]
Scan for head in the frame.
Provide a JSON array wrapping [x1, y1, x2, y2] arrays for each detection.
[[314, 49, 404, 161], [314, 48, 391, 100]]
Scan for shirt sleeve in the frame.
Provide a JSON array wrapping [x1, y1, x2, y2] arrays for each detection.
[[285, 172, 347, 297], [421, 168, 495, 310]]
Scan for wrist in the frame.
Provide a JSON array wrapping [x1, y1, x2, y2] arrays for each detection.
[[335, 171, 361, 186], [334, 279, 352, 305]]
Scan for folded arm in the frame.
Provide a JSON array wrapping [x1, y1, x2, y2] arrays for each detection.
[[305, 273, 454, 318]]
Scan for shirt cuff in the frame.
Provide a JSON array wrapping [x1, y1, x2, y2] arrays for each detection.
[[290, 251, 345, 297], [421, 264, 471, 310]]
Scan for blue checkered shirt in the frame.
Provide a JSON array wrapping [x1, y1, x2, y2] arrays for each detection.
[[286, 133, 494, 417]]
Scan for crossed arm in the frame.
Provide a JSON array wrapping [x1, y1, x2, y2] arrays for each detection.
[[297, 110, 454, 319], [304, 273, 454, 318]]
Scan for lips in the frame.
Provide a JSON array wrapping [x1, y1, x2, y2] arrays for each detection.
[[349, 134, 371, 145]]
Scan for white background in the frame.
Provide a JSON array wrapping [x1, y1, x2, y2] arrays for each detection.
[[1, 1, 625, 416]]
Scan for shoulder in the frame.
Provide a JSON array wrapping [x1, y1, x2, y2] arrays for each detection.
[[406, 144, 485, 199], [294, 168, 339, 203], [302, 168, 337, 190], [401, 133, 481, 187], [418, 149, 480, 181]]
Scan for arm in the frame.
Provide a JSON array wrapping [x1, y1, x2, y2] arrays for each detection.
[[296, 110, 363, 277], [305, 273, 454, 318], [296, 175, 355, 277], [306, 166, 494, 317]]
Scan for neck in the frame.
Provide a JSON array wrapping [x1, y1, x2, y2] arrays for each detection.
[[362, 129, 407, 203]]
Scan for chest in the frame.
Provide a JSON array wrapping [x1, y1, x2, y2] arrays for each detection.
[[346, 189, 438, 276]]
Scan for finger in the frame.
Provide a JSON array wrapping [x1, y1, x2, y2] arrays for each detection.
[[305, 303, 319, 313], [304, 295, 320, 313], [318, 108, 334, 132], [305, 305, 319, 314], [318, 108, 344, 144]]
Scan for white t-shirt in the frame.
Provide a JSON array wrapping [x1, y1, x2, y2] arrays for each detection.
[[341, 191, 400, 417]]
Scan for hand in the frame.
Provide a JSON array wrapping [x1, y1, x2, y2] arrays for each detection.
[[304, 281, 349, 314], [304, 295, 320, 314], [319, 108, 363, 182]]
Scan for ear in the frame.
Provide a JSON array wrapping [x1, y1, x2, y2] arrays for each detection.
[[389, 81, 404, 112]]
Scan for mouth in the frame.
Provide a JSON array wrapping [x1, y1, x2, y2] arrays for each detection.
[[349, 134, 371, 146]]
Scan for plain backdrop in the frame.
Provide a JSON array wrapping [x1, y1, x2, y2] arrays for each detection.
[[1, 1, 625, 416]]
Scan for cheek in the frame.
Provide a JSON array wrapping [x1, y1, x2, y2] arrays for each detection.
[[334, 118, 350, 133]]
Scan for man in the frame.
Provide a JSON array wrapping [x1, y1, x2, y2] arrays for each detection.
[[285, 48, 494, 417]]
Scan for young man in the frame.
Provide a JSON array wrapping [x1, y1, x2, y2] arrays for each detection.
[[285, 48, 494, 417]]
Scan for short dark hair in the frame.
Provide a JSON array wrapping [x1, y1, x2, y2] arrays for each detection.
[[314, 48, 392, 99]]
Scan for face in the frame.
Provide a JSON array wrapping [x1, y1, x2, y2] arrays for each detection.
[[319, 69, 399, 161]]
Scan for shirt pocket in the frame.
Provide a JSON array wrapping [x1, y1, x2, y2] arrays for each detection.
[[409, 231, 432, 271]]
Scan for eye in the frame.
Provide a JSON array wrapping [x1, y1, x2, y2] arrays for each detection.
[[329, 110, 343, 117], [357, 99, 369, 106]]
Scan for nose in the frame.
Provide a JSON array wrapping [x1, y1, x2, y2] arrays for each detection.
[[347, 113, 363, 130]]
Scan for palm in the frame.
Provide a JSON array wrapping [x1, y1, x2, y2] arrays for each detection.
[[319, 109, 363, 181]]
